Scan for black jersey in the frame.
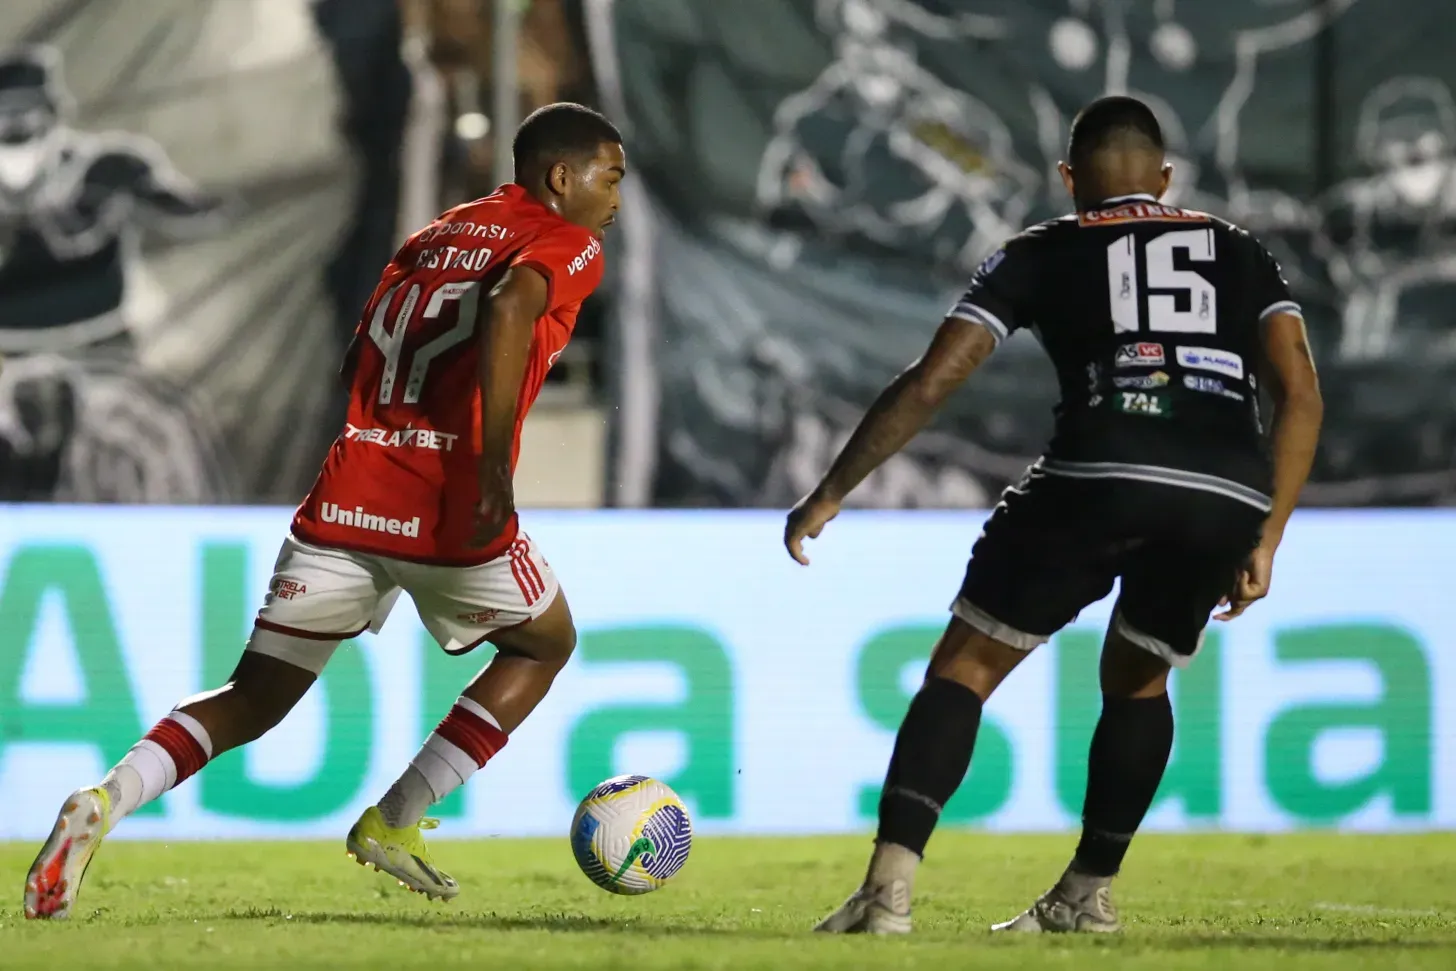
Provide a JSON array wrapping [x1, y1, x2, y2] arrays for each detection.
[[949, 193, 1302, 513]]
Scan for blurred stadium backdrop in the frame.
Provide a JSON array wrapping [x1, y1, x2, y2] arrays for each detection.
[[2, 0, 1454, 841]]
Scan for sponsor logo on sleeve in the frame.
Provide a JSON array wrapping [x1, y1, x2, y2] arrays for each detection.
[[974, 248, 1006, 278], [1115, 342, 1165, 366], [1177, 346, 1244, 379], [567, 235, 603, 276]]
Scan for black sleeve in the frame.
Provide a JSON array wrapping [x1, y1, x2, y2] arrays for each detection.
[[946, 234, 1039, 344], [1249, 237, 1302, 322]]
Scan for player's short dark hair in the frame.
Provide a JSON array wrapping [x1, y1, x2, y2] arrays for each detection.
[[1067, 96, 1164, 169], [512, 102, 622, 177]]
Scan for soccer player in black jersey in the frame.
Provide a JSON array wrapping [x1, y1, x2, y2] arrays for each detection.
[[785, 95, 1323, 935]]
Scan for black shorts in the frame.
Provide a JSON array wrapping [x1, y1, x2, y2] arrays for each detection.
[[954, 465, 1266, 666]]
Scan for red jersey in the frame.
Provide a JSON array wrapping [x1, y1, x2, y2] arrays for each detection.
[[292, 184, 605, 565]]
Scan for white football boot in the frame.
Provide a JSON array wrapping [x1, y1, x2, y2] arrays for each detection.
[[814, 879, 913, 935], [993, 873, 1122, 933], [24, 787, 111, 920]]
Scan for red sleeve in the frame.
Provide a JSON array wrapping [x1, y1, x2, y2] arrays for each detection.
[[509, 225, 605, 313]]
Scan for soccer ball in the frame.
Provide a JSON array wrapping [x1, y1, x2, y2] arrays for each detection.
[[569, 774, 693, 894]]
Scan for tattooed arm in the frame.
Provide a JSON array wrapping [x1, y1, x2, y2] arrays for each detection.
[[784, 318, 999, 565], [820, 318, 997, 501], [784, 232, 1038, 565]]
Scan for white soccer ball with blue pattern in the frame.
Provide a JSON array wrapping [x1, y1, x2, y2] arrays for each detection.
[[570, 774, 693, 895]]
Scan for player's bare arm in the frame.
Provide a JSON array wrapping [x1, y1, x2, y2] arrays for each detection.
[[784, 317, 997, 565], [1217, 310, 1322, 620], [474, 264, 550, 546]]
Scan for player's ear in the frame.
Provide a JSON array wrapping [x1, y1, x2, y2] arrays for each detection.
[[548, 161, 570, 197], [1158, 161, 1174, 200], [1057, 161, 1075, 200]]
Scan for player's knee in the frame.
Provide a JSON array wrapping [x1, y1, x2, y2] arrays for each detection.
[[548, 623, 578, 668], [928, 620, 1028, 701], [489, 602, 577, 670], [1100, 627, 1172, 698], [527, 621, 577, 671]]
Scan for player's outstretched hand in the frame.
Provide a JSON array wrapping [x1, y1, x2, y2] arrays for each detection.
[[1215, 543, 1275, 622], [784, 491, 841, 566]]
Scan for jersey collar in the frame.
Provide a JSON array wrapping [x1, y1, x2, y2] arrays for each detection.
[[1095, 193, 1159, 208]]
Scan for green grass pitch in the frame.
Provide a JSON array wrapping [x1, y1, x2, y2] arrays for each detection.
[[3, 834, 1454, 969]]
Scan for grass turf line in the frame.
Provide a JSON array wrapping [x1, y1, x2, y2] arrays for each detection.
[[3, 833, 1454, 969]]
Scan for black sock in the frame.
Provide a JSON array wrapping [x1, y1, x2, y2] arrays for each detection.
[[876, 676, 983, 856], [1074, 692, 1174, 877]]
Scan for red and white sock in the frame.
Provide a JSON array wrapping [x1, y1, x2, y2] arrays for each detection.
[[378, 697, 507, 828], [100, 711, 213, 831]]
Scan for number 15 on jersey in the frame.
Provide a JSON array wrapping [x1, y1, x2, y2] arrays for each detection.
[[1107, 229, 1217, 336]]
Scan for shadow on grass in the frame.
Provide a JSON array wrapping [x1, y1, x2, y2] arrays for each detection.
[[220, 908, 1455, 952], [222, 907, 760, 937]]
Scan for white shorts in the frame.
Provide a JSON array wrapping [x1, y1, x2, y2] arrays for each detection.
[[247, 532, 558, 674]]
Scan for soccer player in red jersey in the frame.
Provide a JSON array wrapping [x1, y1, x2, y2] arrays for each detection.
[[24, 103, 625, 918]]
